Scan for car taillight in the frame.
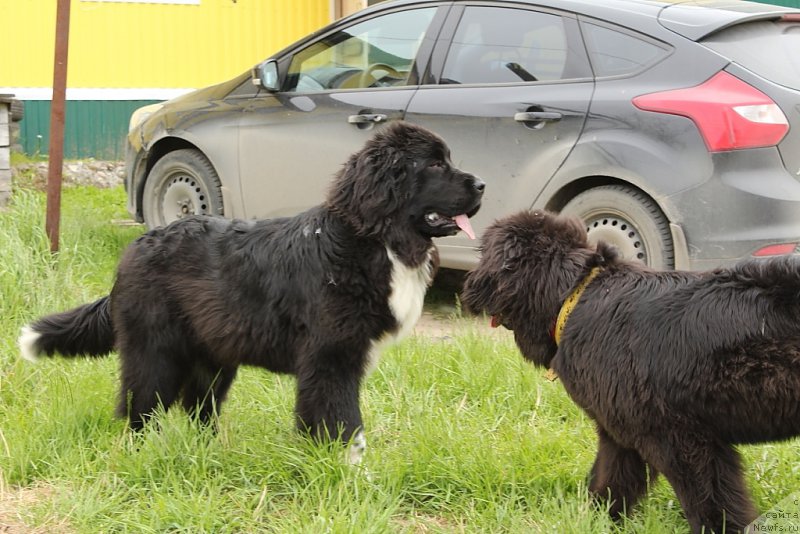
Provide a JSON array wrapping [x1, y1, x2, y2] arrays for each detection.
[[752, 243, 797, 257], [632, 71, 789, 152]]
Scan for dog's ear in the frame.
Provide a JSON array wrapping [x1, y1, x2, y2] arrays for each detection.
[[501, 234, 526, 270], [463, 227, 523, 313], [355, 145, 407, 204], [461, 230, 498, 313], [327, 141, 409, 235], [461, 267, 496, 315]]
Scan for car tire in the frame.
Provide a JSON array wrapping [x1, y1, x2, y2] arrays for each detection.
[[142, 149, 224, 229], [560, 185, 674, 269]]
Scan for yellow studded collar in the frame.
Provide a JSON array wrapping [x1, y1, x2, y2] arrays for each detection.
[[553, 267, 602, 346]]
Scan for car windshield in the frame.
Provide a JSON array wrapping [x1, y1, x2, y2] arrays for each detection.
[[702, 20, 800, 90]]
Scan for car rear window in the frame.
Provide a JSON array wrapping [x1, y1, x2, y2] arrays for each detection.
[[581, 22, 670, 78], [702, 20, 800, 90]]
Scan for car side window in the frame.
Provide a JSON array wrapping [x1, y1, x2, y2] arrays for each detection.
[[284, 8, 436, 92], [441, 7, 570, 84], [581, 22, 669, 77]]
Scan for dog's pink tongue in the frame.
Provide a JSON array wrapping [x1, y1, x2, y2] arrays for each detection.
[[454, 214, 476, 240]]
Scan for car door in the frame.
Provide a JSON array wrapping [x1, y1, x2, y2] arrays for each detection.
[[237, 5, 448, 219], [404, 4, 595, 268]]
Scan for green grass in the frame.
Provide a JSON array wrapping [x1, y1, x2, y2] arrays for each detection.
[[10, 151, 48, 166], [1, 185, 798, 533]]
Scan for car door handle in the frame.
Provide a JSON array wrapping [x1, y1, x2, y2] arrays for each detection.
[[514, 111, 562, 123], [347, 113, 388, 124]]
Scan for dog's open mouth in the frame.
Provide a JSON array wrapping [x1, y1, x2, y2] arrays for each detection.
[[424, 212, 476, 239], [490, 313, 511, 330]]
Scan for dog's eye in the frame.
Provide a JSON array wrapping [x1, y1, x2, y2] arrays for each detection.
[[429, 161, 445, 169]]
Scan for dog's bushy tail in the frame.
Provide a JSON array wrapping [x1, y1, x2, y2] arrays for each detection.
[[19, 297, 115, 362]]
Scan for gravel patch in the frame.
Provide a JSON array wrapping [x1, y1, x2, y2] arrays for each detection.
[[12, 160, 125, 189]]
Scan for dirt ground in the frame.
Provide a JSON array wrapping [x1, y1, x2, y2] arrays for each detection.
[[0, 485, 72, 534], [413, 309, 493, 338], [412, 269, 512, 340]]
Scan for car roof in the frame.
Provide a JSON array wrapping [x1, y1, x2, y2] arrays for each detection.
[[356, 0, 800, 41]]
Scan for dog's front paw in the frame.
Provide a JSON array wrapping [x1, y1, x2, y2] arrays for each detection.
[[346, 430, 367, 465]]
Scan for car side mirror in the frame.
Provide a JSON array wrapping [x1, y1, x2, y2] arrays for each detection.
[[252, 60, 279, 91]]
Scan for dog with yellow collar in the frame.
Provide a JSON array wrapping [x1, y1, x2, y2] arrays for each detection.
[[461, 209, 800, 534]]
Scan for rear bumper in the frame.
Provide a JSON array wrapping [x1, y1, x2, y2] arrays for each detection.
[[668, 147, 800, 270]]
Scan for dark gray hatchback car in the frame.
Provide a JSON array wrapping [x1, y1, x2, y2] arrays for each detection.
[[126, 0, 800, 271]]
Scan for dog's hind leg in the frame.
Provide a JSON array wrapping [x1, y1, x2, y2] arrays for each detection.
[[115, 340, 186, 430], [641, 434, 756, 534], [181, 362, 238, 426], [589, 425, 655, 520]]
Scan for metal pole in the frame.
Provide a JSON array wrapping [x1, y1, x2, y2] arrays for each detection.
[[46, 0, 71, 253]]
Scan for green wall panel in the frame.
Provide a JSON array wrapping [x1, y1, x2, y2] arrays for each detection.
[[753, 0, 800, 6], [19, 100, 160, 160]]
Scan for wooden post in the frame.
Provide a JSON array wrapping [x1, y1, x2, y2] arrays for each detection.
[[46, 0, 71, 253]]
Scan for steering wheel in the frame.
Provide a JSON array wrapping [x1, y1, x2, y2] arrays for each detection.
[[358, 63, 404, 88]]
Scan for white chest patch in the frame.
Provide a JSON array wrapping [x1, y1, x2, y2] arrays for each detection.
[[365, 247, 433, 373]]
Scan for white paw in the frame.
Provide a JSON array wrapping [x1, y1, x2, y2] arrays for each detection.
[[346, 430, 367, 465]]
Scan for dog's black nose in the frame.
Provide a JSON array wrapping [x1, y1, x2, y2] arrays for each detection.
[[473, 178, 486, 193]]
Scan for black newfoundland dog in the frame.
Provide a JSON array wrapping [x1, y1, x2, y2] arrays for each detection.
[[19, 121, 483, 462], [462, 210, 800, 533]]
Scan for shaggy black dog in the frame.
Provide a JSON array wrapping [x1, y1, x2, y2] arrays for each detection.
[[19, 121, 483, 462], [461, 210, 800, 533]]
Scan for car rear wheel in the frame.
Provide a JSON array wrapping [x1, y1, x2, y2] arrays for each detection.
[[142, 149, 224, 229], [560, 185, 674, 269]]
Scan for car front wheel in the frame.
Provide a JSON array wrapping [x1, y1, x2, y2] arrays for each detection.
[[142, 149, 224, 229], [560, 184, 674, 269]]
